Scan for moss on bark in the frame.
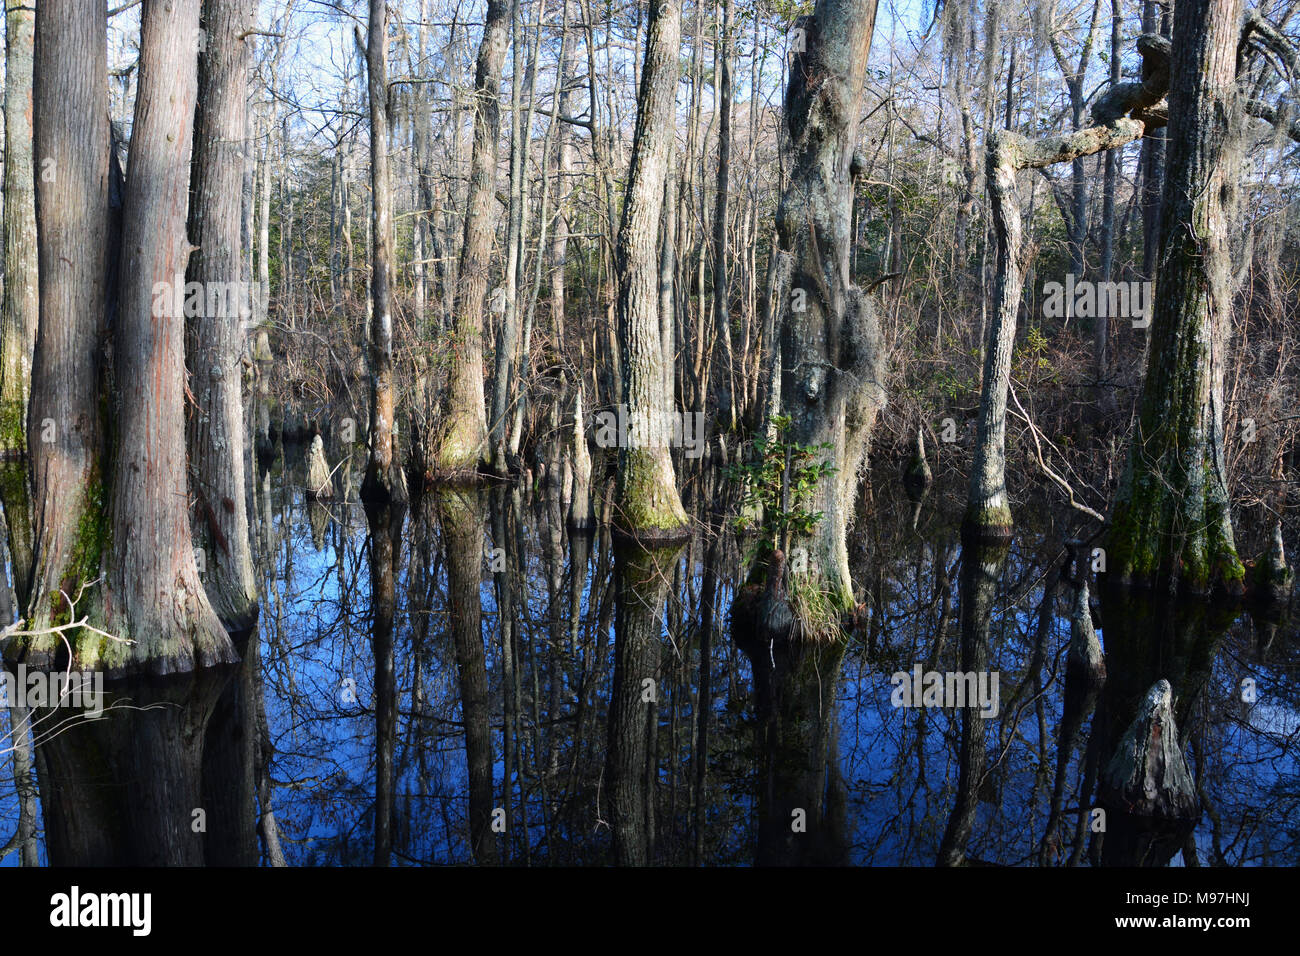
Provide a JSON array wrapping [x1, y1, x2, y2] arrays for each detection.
[[962, 499, 1014, 541], [614, 446, 688, 543]]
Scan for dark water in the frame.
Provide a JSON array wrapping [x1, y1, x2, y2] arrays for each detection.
[[2, 434, 1298, 866]]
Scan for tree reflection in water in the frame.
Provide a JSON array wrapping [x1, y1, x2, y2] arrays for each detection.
[[2, 441, 1296, 866]]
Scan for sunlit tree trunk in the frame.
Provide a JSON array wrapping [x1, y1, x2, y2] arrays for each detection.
[[1, 0, 37, 609], [20, 0, 109, 650], [604, 0, 688, 868], [613, 0, 687, 541], [19, 0, 238, 866], [968, 33, 1169, 538], [1139, 0, 1169, 279], [107, 0, 236, 672], [1094, 0, 1121, 416], [361, 0, 408, 503], [187, 0, 259, 633], [770, 0, 885, 619], [712, 0, 735, 427], [549, 2, 578, 347], [434, 0, 509, 478]]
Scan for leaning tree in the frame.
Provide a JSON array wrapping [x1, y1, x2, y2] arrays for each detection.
[[966, 32, 1171, 539]]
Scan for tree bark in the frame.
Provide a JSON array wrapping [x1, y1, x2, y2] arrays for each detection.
[[434, 0, 510, 479], [19, 0, 110, 654], [361, 1, 409, 503], [106, 0, 237, 673], [771, 0, 885, 616], [1, 0, 37, 610], [187, 0, 259, 633], [613, 0, 688, 542], [967, 33, 1169, 538], [1106, 0, 1246, 593]]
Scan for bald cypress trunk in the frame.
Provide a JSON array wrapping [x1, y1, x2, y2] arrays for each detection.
[[16, 0, 240, 866], [361, 0, 408, 503], [105, 0, 236, 673], [613, 0, 687, 542], [768, 0, 885, 619], [1, 0, 37, 609], [18, 0, 109, 653], [187, 0, 259, 632], [1106, 0, 1246, 594], [605, 0, 689, 867], [434, 0, 509, 479]]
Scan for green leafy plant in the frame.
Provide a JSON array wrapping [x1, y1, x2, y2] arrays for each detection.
[[726, 415, 836, 559]]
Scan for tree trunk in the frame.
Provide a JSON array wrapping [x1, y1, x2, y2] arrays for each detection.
[[361, 1, 408, 503], [489, 0, 541, 473], [613, 0, 687, 542], [1106, 0, 1246, 594], [19, 0, 240, 865], [1139, 0, 1170, 279], [713, 0, 735, 428], [1, 0, 37, 609], [1094, 0, 1121, 416], [967, 33, 1169, 538], [549, 2, 578, 347], [107, 0, 236, 673], [187, 0, 259, 633], [434, 0, 510, 478], [771, 0, 885, 617], [19, 0, 110, 653]]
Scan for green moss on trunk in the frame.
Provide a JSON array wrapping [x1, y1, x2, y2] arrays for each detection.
[[962, 500, 1014, 540], [615, 447, 688, 541]]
